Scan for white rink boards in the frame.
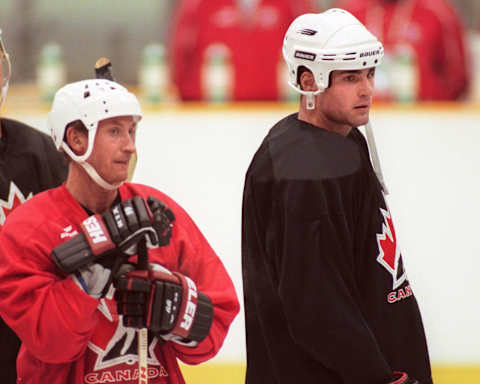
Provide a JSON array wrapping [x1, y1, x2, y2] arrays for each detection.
[[15, 105, 480, 365]]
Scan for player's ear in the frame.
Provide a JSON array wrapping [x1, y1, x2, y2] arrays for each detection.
[[300, 70, 316, 92], [65, 121, 88, 156]]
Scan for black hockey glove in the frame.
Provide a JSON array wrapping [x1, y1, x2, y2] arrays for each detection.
[[52, 196, 174, 274], [114, 264, 213, 344], [388, 372, 420, 384], [102, 196, 159, 255]]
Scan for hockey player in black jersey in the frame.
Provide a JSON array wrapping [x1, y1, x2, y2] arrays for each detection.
[[0, 29, 67, 229], [242, 9, 432, 384], [0, 28, 67, 384]]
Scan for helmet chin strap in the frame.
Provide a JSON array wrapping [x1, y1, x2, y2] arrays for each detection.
[[287, 81, 324, 110], [305, 93, 315, 110], [61, 129, 123, 191], [80, 161, 123, 191]]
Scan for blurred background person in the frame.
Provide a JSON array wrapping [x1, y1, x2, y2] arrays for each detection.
[[168, 0, 317, 102], [0, 27, 67, 384], [334, 0, 470, 102]]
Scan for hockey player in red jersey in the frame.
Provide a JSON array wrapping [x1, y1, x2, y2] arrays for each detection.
[[242, 9, 432, 383], [0, 79, 239, 383], [0, 27, 67, 384]]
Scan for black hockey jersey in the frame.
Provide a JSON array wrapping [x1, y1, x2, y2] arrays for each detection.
[[0, 118, 67, 229], [0, 117, 67, 384], [242, 113, 432, 383]]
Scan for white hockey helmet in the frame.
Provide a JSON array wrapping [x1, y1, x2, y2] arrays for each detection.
[[282, 8, 383, 98], [0, 28, 11, 108], [48, 79, 142, 189]]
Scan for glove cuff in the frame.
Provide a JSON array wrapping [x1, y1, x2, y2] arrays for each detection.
[[170, 272, 199, 339], [187, 291, 213, 342], [53, 233, 95, 274]]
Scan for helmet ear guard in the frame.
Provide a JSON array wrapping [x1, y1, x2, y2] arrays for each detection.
[[282, 8, 384, 108]]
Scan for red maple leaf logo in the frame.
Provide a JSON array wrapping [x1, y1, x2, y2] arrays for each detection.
[[0, 182, 33, 230], [376, 207, 407, 289]]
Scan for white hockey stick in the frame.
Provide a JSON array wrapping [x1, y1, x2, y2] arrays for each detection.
[[365, 120, 389, 195], [137, 328, 149, 383], [137, 240, 149, 384]]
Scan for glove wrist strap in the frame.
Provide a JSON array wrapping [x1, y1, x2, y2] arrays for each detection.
[[171, 272, 198, 339], [186, 291, 213, 342]]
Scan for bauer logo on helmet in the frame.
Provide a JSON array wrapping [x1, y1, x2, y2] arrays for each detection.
[[360, 49, 382, 58], [294, 51, 317, 61]]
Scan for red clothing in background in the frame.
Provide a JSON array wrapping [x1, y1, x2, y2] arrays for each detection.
[[169, 0, 316, 101], [335, 0, 470, 101]]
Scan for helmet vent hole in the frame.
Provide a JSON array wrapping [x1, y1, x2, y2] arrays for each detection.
[[375, 59, 378, 64], [83, 91, 90, 98], [105, 109, 109, 113], [363, 61, 367, 66]]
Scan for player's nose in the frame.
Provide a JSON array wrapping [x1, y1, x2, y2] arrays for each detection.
[[123, 132, 136, 153], [358, 76, 374, 98]]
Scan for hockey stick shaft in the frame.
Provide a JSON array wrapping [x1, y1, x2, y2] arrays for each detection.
[[365, 121, 389, 195], [94, 57, 115, 81], [137, 239, 149, 384]]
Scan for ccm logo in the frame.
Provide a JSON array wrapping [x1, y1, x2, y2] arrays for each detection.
[[83, 216, 108, 244], [180, 277, 198, 331]]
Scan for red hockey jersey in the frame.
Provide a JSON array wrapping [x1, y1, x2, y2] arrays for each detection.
[[0, 183, 239, 384], [335, 0, 470, 101]]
